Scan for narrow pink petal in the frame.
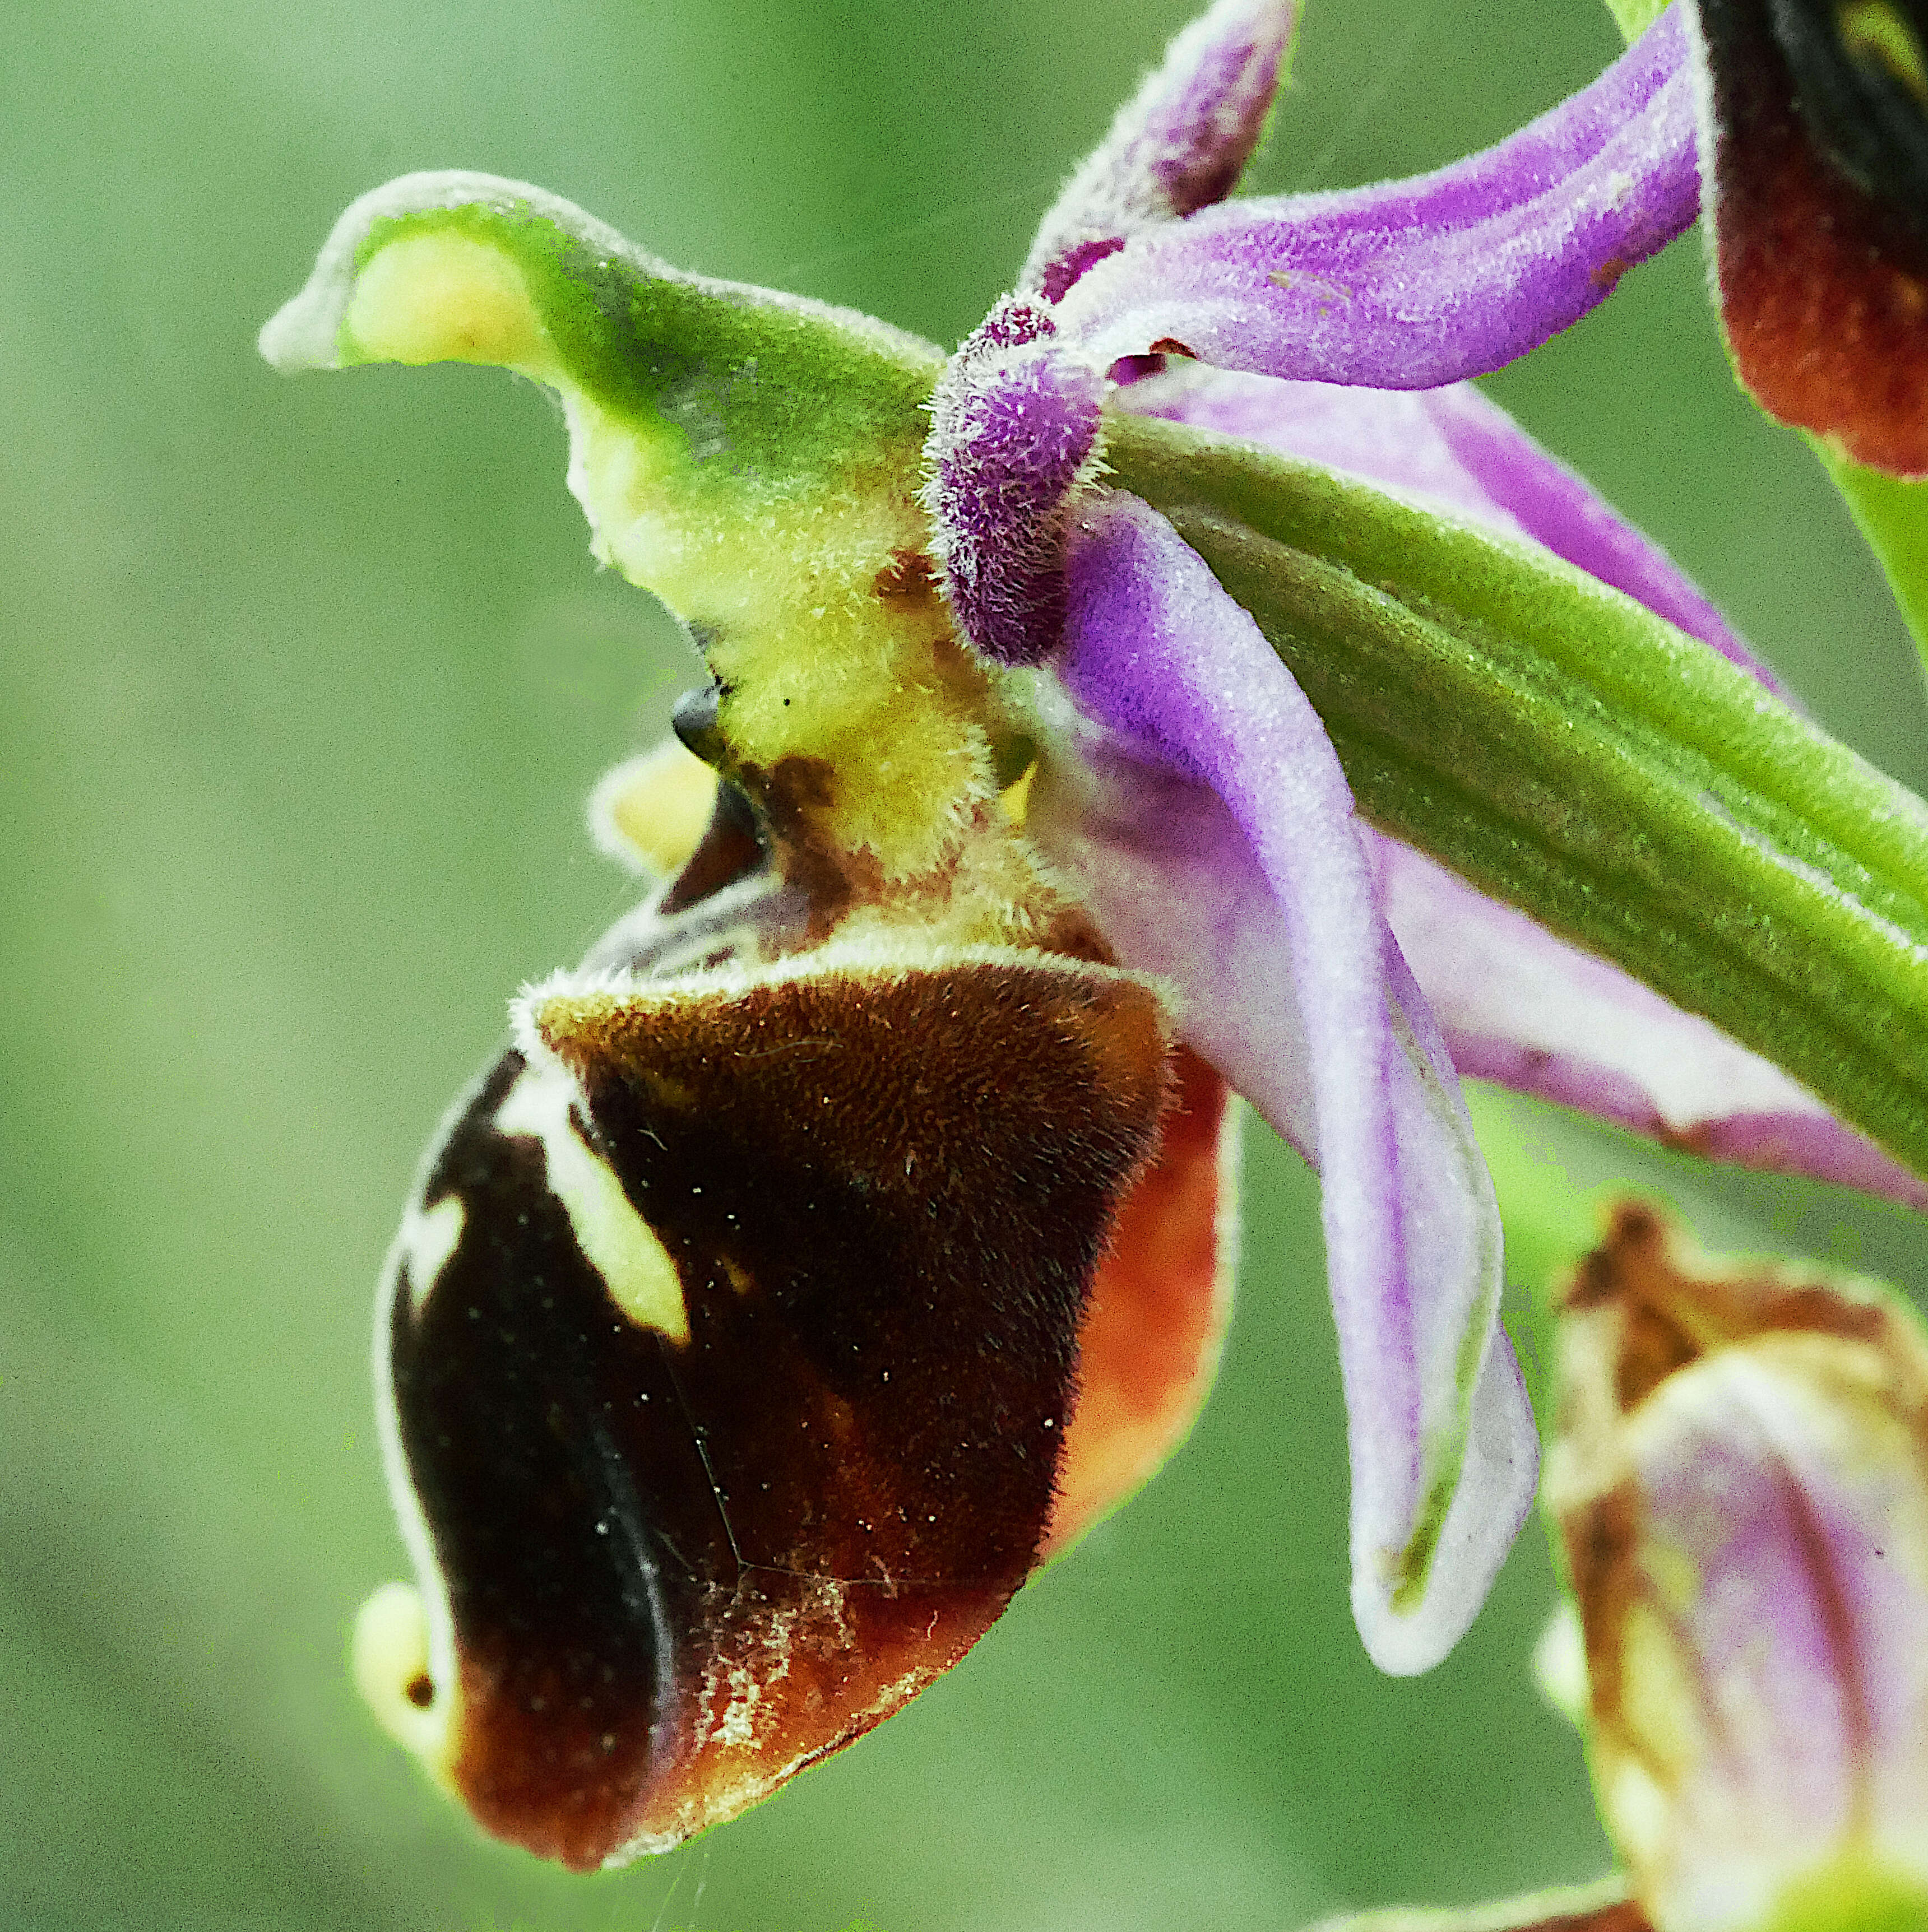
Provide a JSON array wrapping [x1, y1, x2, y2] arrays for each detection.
[[1030, 490, 1536, 1673], [922, 299, 1106, 664], [1053, 7, 1698, 388], [1021, 0, 1298, 301]]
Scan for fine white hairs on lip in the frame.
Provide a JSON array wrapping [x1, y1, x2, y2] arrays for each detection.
[[495, 1062, 691, 1345]]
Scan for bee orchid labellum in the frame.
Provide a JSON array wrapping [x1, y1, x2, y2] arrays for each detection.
[[355, 812, 1185, 1864], [266, 0, 1928, 1874]]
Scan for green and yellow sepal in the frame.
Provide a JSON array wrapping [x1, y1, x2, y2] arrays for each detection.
[[261, 172, 996, 881]]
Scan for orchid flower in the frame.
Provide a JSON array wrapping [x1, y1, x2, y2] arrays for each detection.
[[1549, 1206, 1928, 1932], [1673, 0, 1928, 479], [1307, 1202, 1928, 1932], [1602, 0, 1928, 649], [259, 0, 1928, 1872]]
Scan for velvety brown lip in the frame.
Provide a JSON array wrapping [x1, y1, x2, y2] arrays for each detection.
[[388, 953, 1170, 1866], [1699, 0, 1928, 472]]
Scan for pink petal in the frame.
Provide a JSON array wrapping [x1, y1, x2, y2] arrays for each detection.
[[1052, 7, 1698, 390], [1028, 489, 1537, 1673], [922, 299, 1105, 665], [1021, 0, 1299, 302]]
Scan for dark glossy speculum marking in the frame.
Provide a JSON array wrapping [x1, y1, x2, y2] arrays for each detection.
[[382, 920, 1169, 1864], [389, 1048, 699, 1868], [1698, 0, 1928, 469]]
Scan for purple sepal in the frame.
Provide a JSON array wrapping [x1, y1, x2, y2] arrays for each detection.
[[1623, 1341, 1928, 1927], [1051, 6, 1698, 390], [1552, 1233, 1928, 1929], [1378, 838, 1928, 1210], [1021, 0, 1298, 302], [923, 299, 1106, 665], [1415, 382, 1790, 699], [1036, 489, 1537, 1674]]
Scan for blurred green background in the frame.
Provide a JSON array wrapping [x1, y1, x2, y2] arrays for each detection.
[[6, 2, 1928, 1928]]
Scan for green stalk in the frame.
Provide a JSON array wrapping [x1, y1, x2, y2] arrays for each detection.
[[1106, 409, 1928, 1182]]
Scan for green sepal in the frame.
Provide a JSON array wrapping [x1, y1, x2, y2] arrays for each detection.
[[260, 172, 941, 509], [1105, 409, 1928, 1183], [261, 175, 997, 881], [1811, 440, 1928, 672]]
